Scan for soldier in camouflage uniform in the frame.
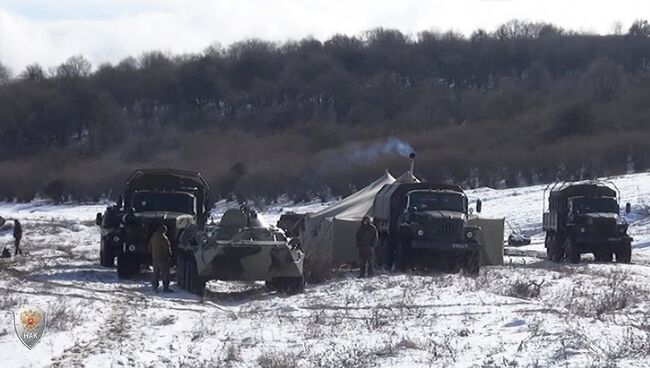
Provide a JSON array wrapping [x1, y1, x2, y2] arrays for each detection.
[[356, 216, 378, 278], [149, 225, 173, 292]]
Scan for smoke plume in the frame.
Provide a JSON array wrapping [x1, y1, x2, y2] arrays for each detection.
[[347, 137, 415, 162]]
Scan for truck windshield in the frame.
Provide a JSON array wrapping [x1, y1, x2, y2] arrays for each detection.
[[571, 197, 618, 214], [408, 192, 465, 212], [132, 191, 196, 214]]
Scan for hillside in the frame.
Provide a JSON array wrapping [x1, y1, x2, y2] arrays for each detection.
[[2, 21, 650, 202], [0, 172, 649, 367]]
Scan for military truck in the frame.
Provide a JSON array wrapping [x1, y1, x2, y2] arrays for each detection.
[[96, 169, 210, 278], [177, 206, 305, 295], [373, 182, 483, 274], [543, 181, 632, 264]]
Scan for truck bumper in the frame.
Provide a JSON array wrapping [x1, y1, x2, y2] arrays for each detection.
[[411, 240, 481, 252]]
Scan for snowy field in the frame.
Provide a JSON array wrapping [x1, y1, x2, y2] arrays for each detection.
[[0, 173, 649, 367]]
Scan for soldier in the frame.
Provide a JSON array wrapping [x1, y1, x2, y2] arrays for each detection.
[[356, 216, 378, 278], [13, 220, 23, 256], [149, 225, 173, 293]]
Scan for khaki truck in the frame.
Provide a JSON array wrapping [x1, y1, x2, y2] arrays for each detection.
[[543, 181, 632, 264], [96, 169, 210, 278]]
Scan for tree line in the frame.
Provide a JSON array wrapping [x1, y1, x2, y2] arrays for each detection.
[[1, 20, 650, 203]]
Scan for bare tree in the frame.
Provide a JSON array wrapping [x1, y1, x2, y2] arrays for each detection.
[[0, 63, 12, 85]]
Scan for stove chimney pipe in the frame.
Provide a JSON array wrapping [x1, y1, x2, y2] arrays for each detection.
[[409, 152, 416, 174]]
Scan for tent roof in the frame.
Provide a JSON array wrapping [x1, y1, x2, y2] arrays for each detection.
[[395, 170, 421, 183], [308, 170, 395, 222]]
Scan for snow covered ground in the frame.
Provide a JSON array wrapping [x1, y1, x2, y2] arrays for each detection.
[[0, 173, 649, 368]]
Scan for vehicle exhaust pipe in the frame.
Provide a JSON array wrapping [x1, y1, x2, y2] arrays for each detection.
[[409, 152, 416, 174]]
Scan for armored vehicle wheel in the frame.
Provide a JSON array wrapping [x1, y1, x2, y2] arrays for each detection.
[[185, 254, 205, 296], [564, 238, 580, 264], [594, 250, 613, 262], [117, 254, 139, 279], [270, 277, 305, 295], [100, 246, 114, 267], [463, 251, 480, 275], [546, 233, 563, 263], [615, 242, 632, 264]]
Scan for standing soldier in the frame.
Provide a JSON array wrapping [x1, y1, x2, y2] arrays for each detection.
[[356, 216, 378, 278], [13, 220, 23, 256], [148, 225, 173, 293]]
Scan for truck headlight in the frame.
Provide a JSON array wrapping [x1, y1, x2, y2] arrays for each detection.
[[580, 227, 586, 233], [416, 229, 425, 237], [128, 244, 136, 252], [466, 231, 474, 239]]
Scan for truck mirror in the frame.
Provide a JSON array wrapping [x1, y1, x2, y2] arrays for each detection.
[[0, 216, 5, 227], [625, 203, 631, 214], [476, 199, 482, 214], [95, 213, 103, 226]]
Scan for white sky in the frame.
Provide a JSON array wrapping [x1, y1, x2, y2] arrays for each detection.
[[0, 0, 649, 73]]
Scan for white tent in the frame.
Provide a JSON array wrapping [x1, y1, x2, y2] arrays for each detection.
[[301, 171, 396, 264]]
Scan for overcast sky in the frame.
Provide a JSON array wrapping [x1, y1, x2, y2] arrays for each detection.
[[0, 0, 649, 72]]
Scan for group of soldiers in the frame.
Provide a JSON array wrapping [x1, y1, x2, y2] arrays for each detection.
[[1, 219, 23, 258]]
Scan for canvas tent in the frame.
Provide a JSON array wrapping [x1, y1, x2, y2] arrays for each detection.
[[301, 171, 396, 264]]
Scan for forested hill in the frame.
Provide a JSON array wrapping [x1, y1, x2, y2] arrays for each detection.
[[1, 20, 650, 202]]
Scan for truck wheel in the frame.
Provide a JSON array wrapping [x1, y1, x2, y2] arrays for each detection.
[[397, 238, 412, 272], [464, 251, 480, 275], [117, 254, 139, 279], [100, 243, 114, 267], [594, 250, 612, 263], [271, 277, 305, 295], [186, 255, 205, 296], [176, 252, 186, 289], [564, 238, 580, 264], [615, 242, 632, 264], [546, 233, 563, 263]]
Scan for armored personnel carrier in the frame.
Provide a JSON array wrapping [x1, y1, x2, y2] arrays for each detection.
[[176, 206, 305, 295], [96, 169, 210, 278], [543, 181, 632, 263], [373, 181, 483, 274]]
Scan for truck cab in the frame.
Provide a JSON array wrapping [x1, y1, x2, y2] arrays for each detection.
[[373, 182, 482, 274]]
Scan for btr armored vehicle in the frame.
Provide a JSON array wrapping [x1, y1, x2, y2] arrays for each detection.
[[96, 169, 210, 278], [177, 206, 305, 295], [543, 181, 632, 264], [373, 182, 483, 274]]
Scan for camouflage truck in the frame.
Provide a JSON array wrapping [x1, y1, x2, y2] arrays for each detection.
[[177, 206, 305, 295], [543, 181, 632, 264], [373, 182, 483, 274], [96, 169, 210, 278]]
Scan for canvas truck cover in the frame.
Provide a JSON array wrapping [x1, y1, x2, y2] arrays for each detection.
[[125, 169, 210, 214]]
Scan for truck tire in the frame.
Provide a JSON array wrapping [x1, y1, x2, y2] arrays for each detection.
[[463, 251, 480, 275], [546, 233, 563, 263], [594, 250, 613, 263], [117, 254, 139, 279], [186, 254, 205, 296], [271, 277, 305, 295], [100, 242, 114, 267], [397, 237, 412, 272], [176, 252, 186, 289], [615, 242, 632, 264], [564, 238, 580, 264]]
